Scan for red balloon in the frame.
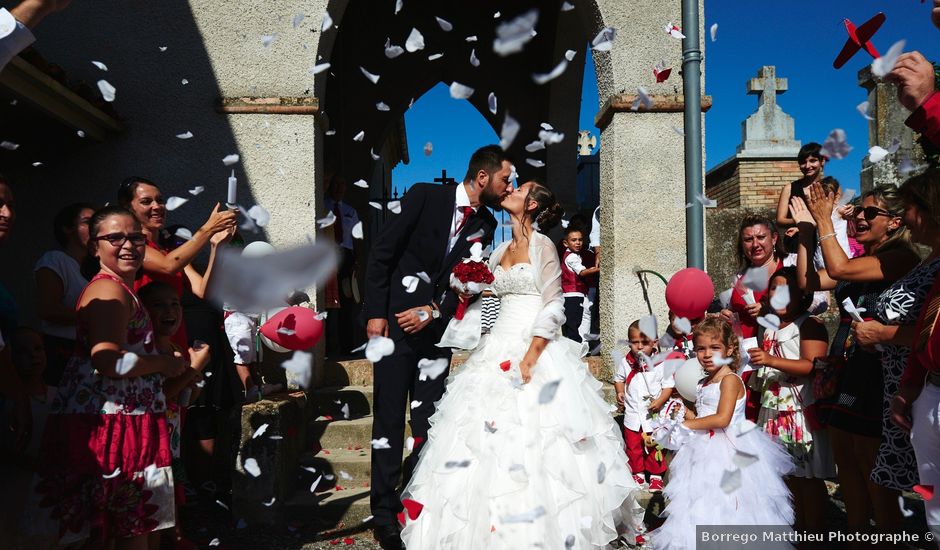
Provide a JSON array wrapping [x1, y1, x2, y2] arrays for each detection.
[[665, 268, 714, 320], [260, 306, 324, 351]]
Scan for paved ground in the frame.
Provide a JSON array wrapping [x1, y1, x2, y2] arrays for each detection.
[[180, 480, 935, 549]]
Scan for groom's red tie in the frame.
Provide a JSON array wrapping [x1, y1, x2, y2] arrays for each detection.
[[455, 206, 474, 233]]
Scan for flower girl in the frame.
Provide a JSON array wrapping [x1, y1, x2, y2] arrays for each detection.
[[650, 317, 794, 549]]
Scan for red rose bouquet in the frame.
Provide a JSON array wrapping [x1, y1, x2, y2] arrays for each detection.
[[450, 245, 494, 321]]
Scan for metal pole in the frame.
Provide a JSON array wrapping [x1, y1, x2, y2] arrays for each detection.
[[682, 0, 705, 269]]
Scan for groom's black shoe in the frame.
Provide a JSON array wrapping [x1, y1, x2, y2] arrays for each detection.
[[374, 524, 405, 550]]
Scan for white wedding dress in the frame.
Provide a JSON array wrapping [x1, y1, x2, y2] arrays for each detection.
[[401, 233, 642, 549]]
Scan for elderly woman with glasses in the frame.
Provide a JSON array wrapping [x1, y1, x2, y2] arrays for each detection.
[[792, 183, 921, 539], [117, 177, 235, 348]]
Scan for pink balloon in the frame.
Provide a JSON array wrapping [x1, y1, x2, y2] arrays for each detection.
[[665, 268, 714, 320], [260, 306, 324, 351]]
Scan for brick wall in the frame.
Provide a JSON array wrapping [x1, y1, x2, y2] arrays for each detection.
[[706, 157, 804, 211]]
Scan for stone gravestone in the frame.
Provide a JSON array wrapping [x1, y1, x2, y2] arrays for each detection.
[[736, 66, 801, 158], [857, 66, 931, 193]]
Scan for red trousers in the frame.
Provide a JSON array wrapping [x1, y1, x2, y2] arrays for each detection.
[[623, 427, 666, 475]]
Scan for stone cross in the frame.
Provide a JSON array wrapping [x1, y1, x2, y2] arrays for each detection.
[[746, 66, 788, 109], [577, 130, 597, 156]]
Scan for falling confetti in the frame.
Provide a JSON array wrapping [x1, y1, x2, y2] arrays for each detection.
[[351, 221, 363, 240], [405, 28, 425, 52], [360, 67, 380, 84], [376, 101, 390, 111], [401, 275, 420, 293], [532, 59, 568, 84], [770, 285, 790, 311], [310, 63, 331, 75], [97, 79, 117, 102], [281, 351, 313, 388], [427, 53, 443, 61], [526, 158, 545, 168], [321, 11, 333, 32], [405, 436, 416, 451], [653, 59, 672, 83], [371, 437, 392, 449], [449, 82, 475, 99], [741, 266, 770, 292], [732, 450, 759, 468], [631, 87, 653, 111], [244, 458, 261, 477], [525, 141, 545, 152], [820, 129, 852, 160], [174, 227, 192, 240], [365, 336, 395, 363], [176, 131, 193, 139], [639, 315, 658, 339], [248, 205, 270, 227], [252, 423, 269, 439], [757, 314, 781, 331], [353, 130, 365, 142], [165, 197, 189, 211], [871, 40, 905, 78], [102, 467, 122, 479], [417, 357, 449, 380], [292, 13, 305, 28], [394, 0, 403, 14], [0, 141, 18, 150], [720, 468, 742, 493], [91, 60, 108, 71], [493, 9, 539, 56], [423, 142, 433, 156], [591, 27, 617, 51], [261, 34, 277, 47], [470, 49, 480, 67], [385, 40, 405, 59], [501, 505, 547, 524], [488, 92, 498, 114], [222, 154, 240, 166], [664, 22, 685, 39], [388, 201, 402, 214], [710, 23, 718, 42], [856, 100, 874, 121], [499, 112, 520, 149], [353, 179, 368, 188], [317, 211, 337, 228]]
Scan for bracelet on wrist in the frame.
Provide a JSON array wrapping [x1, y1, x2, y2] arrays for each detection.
[[818, 232, 836, 242]]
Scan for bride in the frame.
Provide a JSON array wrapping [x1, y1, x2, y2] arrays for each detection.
[[400, 180, 642, 549]]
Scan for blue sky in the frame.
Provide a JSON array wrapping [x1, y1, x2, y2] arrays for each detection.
[[393, 1, 939, 195]]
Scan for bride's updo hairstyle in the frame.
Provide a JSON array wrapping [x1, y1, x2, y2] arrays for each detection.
[[525, 180, 563, 234]]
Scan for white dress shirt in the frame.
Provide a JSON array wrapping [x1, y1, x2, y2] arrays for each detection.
[[446, 183, 477, 255], [563, 250, 587, 298], [0, 9, 35, 73], [589, 206, 600, 249]]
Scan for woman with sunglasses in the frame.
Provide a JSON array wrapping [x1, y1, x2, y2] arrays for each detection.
[[117, 177, 236, 349], [30, 206, 190, 549], [793, 183, 920, 540]]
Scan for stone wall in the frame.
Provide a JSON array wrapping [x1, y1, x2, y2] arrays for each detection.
[[705, 207, 773, 291]]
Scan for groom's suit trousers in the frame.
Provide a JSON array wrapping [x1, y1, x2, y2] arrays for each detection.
[[370, 336, 451, 527]]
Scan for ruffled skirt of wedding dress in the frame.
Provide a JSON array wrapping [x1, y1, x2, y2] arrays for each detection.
[[401, 295, 643, 550]]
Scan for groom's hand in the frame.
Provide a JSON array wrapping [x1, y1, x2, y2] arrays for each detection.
[[395, 306, 433, 334], [367, 318, 389, 339]]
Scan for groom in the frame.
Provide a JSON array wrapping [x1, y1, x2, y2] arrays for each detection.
[[362, 144, 512, 548]]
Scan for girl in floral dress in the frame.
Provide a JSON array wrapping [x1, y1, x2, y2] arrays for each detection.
[[29, 206, 188, 549], [746, 267, 835, 534]]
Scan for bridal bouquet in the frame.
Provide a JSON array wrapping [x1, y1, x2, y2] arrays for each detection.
[[450, 242, 494, 321]]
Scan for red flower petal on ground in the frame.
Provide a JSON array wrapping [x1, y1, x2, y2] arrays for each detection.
[[329, 539, 340, 545], [914, 484, 935, 501], [402, 498, 424, 520], [500, 360, 511, 372], [343, 538, 354, 545]]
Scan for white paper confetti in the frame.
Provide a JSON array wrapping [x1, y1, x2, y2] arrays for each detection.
[[405, 28, 425, 52], [770, 285, 790, 311], [370, 148, 380, 161], [359, 67, 381, 84], [394, 0, 403, 14], [741, 267, 770, 292], [309, 63, 331, 75], [222, 154, 240, 166], [0, 141, 18, 150], [756, 314, 781, 331], [209, 538, 220, 547], [526, 158, 545, 168], [664, 22, 685, 39], [499, 112, 520, 149], [91, 60, 108, 71], [470, 49, 480, 67], [501, 505, 546, 524], [376, 101, 390, 111], [564, 49, 576, 61], [384, 40, 405, 59], [252, 423, 269, 439], [102, 467, 122, 479], [369, 201, 383, 210], [532, 59, 568, 85], [631, 87, 653, 111], [174, 227, 192, 240], [352, 179, 368, 189], [401, 275, 420, 293], [321, 11, 333, 32], [405, 436, 415, 451], [449, 82, 475, 100], [732, 450, 759, 468], [720, 468, 742, 493], [411, 400, 423, 409], [710, 23, 718, 42], [181, 78, 189, 85], [365, 336, 395, 363], [423, 142, 433, 156], [292, 13, 305, 28], [353, 130, 365, 142], [427, 53, 443, 61], [115, 352, 139, 375], [872, 40, 905, 78], [97, 79, 116, 102], [309, 474, 322, 492], [639, 315, 658, 339], [281, 351, 313, 388], [371, 437, 392, 449], [244, 457, 261, 477], [591, 27, 617, 51], [388, 201, 402, 214], [538, 129, 564, 144], [525, 140, 545, 153], [820, 129, 852, 160], [493, 9, 539, 56], [261, 34, 277, 47], [899, 496, 915, 518], [317, 211, 337, 228], [174, 131, 194, 140], [868, 145, 889, 163], [856, 100, 874, 121], [561, 1, 575, 11], [263, 497, 276, 506], [351, 221, 363, 240], [596, 462, 607, 483], [435, 17, 453, 31], [418, 357, 449, 381]]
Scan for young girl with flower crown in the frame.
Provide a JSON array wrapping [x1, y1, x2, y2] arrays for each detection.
[[650, 317, 793, 549]]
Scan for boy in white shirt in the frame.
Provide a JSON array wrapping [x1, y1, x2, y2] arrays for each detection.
[[614, 320, 674, 491], [559, 227, 598, 343]]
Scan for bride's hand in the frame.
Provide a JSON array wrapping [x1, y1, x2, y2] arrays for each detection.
[[519, 357, 535, 384]]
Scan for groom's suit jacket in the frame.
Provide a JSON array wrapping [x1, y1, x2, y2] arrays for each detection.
[[362, 183, 498, 344]]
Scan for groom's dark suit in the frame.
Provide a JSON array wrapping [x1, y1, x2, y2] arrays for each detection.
[[361, 183, 497, 527]]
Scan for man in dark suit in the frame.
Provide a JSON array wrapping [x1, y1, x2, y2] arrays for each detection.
[[362, 145, 513, 548]]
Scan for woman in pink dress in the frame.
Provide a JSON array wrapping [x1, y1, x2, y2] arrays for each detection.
[[31, 206, 188, 549]]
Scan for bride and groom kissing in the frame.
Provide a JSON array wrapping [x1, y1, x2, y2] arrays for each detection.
[[362, 145, 641, 549]]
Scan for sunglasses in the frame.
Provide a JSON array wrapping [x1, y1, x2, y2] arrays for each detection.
[[95, 232, 147, 247], [855, 206, 893, 221]]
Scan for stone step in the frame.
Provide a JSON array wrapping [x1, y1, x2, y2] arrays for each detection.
[[283, 485, 373, 528], [299, 447, 373, 484], [309, 415, 412, 449], [310, 385, 374, 418]]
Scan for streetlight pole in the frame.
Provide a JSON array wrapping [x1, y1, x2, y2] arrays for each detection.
[[682, 0, 705, 269]]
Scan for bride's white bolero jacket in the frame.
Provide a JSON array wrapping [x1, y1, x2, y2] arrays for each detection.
[[438, 231, 566, 350]]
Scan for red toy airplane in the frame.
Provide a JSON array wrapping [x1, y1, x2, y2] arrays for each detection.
[[833, 12, 886, 69]]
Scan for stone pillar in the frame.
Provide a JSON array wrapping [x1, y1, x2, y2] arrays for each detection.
[[592, 0, 706, 380], [857, 67, 930, 193]]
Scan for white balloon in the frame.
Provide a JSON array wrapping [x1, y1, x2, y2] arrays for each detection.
[[242, 241, 276, 258], [674, 357, 704, 402]]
